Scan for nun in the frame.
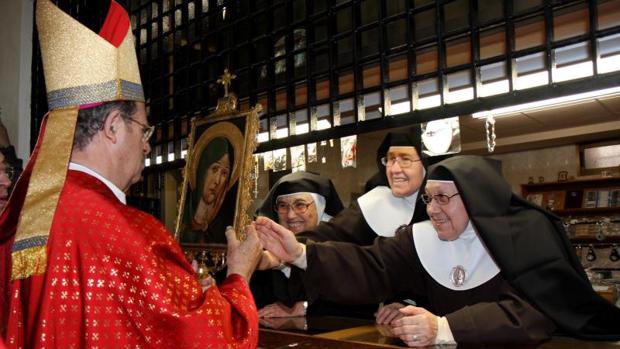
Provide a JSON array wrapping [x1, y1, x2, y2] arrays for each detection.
[[256, 171, 344, 234], [296, 130, 429, 245], [256, 155, 620, 346], [252, 171, 344, 318]]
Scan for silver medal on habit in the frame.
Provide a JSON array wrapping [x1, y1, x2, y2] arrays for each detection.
[[450, 265, 466, 287]]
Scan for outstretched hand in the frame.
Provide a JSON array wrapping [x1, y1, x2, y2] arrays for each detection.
[[391, 306, 438, 347], [254, 216, 304, 263]]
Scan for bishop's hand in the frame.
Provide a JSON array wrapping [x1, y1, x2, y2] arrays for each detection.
[[225, 224, 262, 282], [255, 216, 304, 263]]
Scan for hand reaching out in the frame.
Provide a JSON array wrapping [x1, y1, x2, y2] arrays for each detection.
[[254, 216, 304, 263], [256, 250, 282, 270], [391, 306, 438, 347]]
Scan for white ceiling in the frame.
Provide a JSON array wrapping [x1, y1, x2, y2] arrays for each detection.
[[458, 95, 620, 154]]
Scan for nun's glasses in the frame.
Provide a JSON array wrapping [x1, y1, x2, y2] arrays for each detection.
[[380, 156, 421, 168], [275, 200, 314, 214], [421, 193, 460, 205]]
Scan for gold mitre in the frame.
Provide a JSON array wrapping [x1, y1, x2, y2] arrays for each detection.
[[36, 0, 144, 109], [10, 0, 144, 281]]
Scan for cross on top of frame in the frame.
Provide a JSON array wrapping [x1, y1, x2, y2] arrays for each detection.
[[217, 68, 236, 97]]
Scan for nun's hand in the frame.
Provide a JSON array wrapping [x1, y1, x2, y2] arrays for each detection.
[[391, 306, 438, 347], [256, 250, 281, 270], [255, 216, 304, 263], [375, 302, 405, 324], [258, 301, 304, 318]]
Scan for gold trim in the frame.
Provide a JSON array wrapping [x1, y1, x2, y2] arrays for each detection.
[[11, 246, 48, 280], [12, 107, 79, 279]]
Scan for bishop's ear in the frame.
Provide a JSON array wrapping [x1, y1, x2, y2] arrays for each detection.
[[102, 109, 123, 142]]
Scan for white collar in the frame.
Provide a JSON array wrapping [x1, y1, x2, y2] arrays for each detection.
[[69, 162, 126, 204], [413, 220, 500, 290], [357, 186, 418, 237]]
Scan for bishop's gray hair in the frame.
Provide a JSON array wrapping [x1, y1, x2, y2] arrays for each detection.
[[73, 101, 137, 150]]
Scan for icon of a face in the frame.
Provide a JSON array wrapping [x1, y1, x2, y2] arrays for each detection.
[[202, 152, 230, 206]]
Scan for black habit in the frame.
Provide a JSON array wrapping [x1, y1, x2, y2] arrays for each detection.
[[301, 155, 620, 343]]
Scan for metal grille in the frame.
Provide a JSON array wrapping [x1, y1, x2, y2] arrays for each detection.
[[31, 0, 620, 179]]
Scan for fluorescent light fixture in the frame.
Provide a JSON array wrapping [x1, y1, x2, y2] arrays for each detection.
[[389, 101, 410, 115], [479, 79, 510, 97], [446, 87, 474, 104], [156, 155, 162, 164], [167, 152, 175, 162], [257, 132, 269, 143], [144, 158, 151, 167], [417, 94, 441, 110], [473, 85, 620, 119], [598, 53, 620, 74], [553, 61, 593, 83], [515, 71, 548, 90]]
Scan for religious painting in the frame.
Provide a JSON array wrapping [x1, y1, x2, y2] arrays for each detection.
[[175, 74, 261, 246]]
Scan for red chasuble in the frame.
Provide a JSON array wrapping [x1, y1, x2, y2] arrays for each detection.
[[1, 170, 258, 348]]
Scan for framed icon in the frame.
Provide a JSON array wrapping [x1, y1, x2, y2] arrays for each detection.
[[175, 89, 261, 245]]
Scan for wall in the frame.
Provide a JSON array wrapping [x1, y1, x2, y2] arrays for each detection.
[[252, 131, 385, 212], [0, 0, 33, 162], [489, 144, 581, 194], [252, 140, 603, 210]]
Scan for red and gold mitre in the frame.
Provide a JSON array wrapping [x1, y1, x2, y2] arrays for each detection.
[[6, 0, 144, 280], [37, 0, 144, 108]]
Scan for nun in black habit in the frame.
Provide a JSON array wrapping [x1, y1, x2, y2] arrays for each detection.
[[252, 171, 344, 318], [256, 155, 620, 346], [296, 129, 429, 245]]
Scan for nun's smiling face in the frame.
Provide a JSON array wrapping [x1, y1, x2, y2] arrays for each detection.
[[424, 181, 469, 241], [275, 193, 318, 234], [385, 146, 424, 198]]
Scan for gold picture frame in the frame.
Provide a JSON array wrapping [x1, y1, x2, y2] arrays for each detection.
[[174, 86, 261, 245]]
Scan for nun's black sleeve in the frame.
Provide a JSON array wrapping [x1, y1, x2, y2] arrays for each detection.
[[301, 227, 555, 345], [297, 201, 378, 245], [302, 227, 427, 305]]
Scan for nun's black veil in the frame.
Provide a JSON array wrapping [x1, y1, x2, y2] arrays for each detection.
[[427, 155, 620, 340]]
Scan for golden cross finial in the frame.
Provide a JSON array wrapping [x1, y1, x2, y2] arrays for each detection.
[[217, 68, 236, 97]]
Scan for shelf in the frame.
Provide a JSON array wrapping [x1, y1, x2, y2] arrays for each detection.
[[554, 207, 620, 215], [522, 176, 620, 215], [521, 176, 620, 190], [570, 235, 620, 244]]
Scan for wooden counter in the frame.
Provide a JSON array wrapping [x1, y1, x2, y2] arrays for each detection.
[[258, 316, 620, 348]]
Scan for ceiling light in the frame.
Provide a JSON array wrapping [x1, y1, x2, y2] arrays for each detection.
[[473, 86, 620, 119]]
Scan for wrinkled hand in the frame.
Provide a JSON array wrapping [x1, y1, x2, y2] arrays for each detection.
[[226, 224, 262, 281], [258, 301, 305, 318], [255, 216, 303, 263], [375, 302, 405, 324], [391, 306, 438, 347], [256, 250, 281, 270]]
